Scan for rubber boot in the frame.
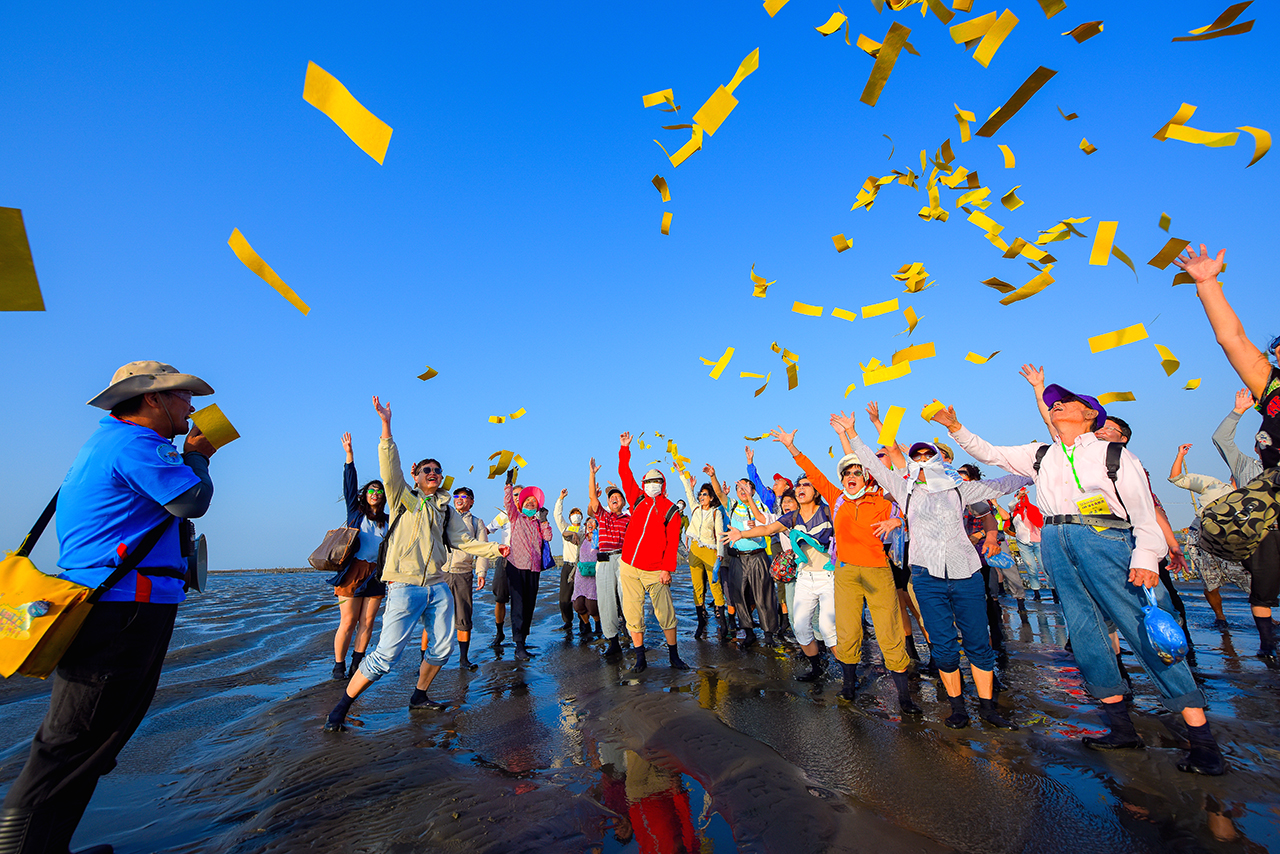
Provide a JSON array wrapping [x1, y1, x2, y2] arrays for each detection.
[[944, 693, 970, 729], [714, 606, 729, 642], [593, 617, 603, 635], [1017, 598, 1028, 617], [796, 652, 824, 682], [740, 627, 757, 649], [891, 670, 923, 716], [325, 692, 356, 732], [1083, 698, 1143, 750], [330, 659, 346, 680], [458, 640, 478, 671], [727, 609, 739, 633], [667, 643, 690, 670], [1033, 589, 1042, 602], [492, 622, 505, 647], [630, 646, 648, 674], [409, 688, 446, 711], [762, 631, 776, 648], [779, 612, 793, 641], [48, 777, 113, 854], [694, 606, 708, 640], [514, 634, 532, 661], [604, 635, 622, 658], [838, 662, 858, 701], [346, 650, 365, 679], [1255, 613, 1277, 659], [903, 634, 920, 663], [978, 697, 1017, 729], [1177, 722, 1227, 775]]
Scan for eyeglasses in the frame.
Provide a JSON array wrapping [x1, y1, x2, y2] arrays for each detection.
[[165, 391, 193, 402], [417, 466, 442, 475], [366, 487, 384, 495]]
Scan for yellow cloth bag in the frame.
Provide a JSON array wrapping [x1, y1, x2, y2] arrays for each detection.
[[0, 554, 93, 679]]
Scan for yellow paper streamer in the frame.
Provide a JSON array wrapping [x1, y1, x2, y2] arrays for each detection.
[[878, 406, 907, 446], [754, 372, 772, 397], [950, 12, 997, 45], [1111, 245, 1138, 281], [1173, 3, 1255, 41], [652, 175, 671, 202], [1147, 238, 1191, 269], [983, 277, 1015, 293], [1088, 323, 1148, 353], [1089, 221, 1118, 265], [487, 450, 515, 479], [955, 104, 976, 142], [832, 307, 858, 322], [703, 346, 735, 379], [1154, 343, 1180, 376], [190, 404, 240, 450], [1063, 21, 1103, 42], [726, 48, 760, 95], [0, 207, 44, 311], [417, 366, 438, 381], [891, 341, 936, 364], [1097, 392, 1136, 404], [860, 22, 912, 107], [972, 9, 1019, 68], [667, 125, 704, 168], [745, 433, 769, 441], [999, 267, 1055, 305], [1237, 127, 1271, 167], [1165, 124, 1240, 148], [1036, 0, 1066, 18], [863, 298, 901, 318], [764, 0, 790, 17], [750, 263, 776, 298], [953, 0, 974, 10], [691, 86, 739, 136], [227, 229, 310, 315], [1158, 212, 1172, 232], [509, 408, 527, 420], [1080, 138, 1097, 154], [489, 416, 505, 424], [832, 233, 854, 252], [1057, 105, 1078, 121], [921, 400, 946, 421], [998, 144, 1015, 168], [968, 209, 1003, 235], [965, 351, 1001, 364], [844, 383, 858, 398], [1001, 186, 1023, 211], [1174, 20, 1254, 42], [904, 306, 920, 333], [740, 372, 765, 379], [642, 89, 675, 108], [816, 11, 848, 34], [1154, 103, 1198, 140], [977, 66, 1057, 137], [864, 362, 913, 386], [792, 302, 824, 317], [661, 212, 672, 235], [302, 62, 393, 164], [1184, 378, 1202, 390]]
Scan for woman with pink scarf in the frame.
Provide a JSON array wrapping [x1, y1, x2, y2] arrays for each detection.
[[503, 466, 553, 661], [1010, 486, 1055, 602]]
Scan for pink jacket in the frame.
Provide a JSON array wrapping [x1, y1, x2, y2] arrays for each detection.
[[504, 483, 553, 571]]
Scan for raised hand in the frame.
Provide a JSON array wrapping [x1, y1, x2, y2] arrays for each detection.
[[373, 395, 391, 422], [590, 457, 602, 475], [341, 432, 353, 454], [829, 411, 855, 433], [744, 445, 755, 464], [1019, 364, 1045, 390], [702, 463, 717, 479], [560, 488, 569, 499], [183, 424, 216, 458], [1172, 243, 1226, 285], [620, 431, 632, 447], [506, 465, 519, 485], [770, 426, 797, 449], [865, 401, 880, 422], [1177, 443, 1193, 456], [1234, 387, 1255, 414], [931, 405, 961, 432]]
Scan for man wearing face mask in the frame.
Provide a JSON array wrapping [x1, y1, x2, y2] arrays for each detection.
[[553, 489, 584, 634], [616, 432, 689, 673], [325, 397, 508, 731], [589, 458, 631, 658]]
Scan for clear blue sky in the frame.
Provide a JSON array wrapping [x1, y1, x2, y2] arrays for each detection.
[[2, 1, 1275, 569]]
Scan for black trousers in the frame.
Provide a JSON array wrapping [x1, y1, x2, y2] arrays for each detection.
[[732, 550, 779, 633], [4, 602, 178, 816], [505, 564, 541, 639], [1243, 529, 1280, 608], [558, 561, 577, 623]]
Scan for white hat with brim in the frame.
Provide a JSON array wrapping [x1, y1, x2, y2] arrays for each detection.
[[87, 360, 214, 410], [836, 453, 861, 477]]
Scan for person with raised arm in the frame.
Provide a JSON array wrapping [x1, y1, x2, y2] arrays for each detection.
[[681, 469, 728, 641], [588, 456, 631, 659], [704, 462, 778, 648], [554, 488, 585, 634], [329, 432, 388, 680], [1169, 443, 1249, 631], [932, 390, 1226, 774], [833, 409, 1026, 731]]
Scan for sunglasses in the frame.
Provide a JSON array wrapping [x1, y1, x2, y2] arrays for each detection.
[[366, 487, 384, 495], [417, 466, 442, 475]]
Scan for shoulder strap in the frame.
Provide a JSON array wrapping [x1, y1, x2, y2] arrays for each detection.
[[664, 503, 681, 525], [87, 516, 177, 604], [1106, 442, 1131, 519], [1032, 444, 1050, 473], [16, 491, 59, 558]]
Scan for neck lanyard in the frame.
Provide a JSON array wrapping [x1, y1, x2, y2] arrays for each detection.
[[1061, 441, 1085, 492]]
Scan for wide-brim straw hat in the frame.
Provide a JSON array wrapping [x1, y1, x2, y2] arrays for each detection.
[[87, 360, 214, 410]]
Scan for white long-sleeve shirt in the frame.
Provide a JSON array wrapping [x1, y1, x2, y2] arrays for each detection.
[[681, 475, 725, 555], [952, 426, 1168, 573], [553, 495, 581, 563]]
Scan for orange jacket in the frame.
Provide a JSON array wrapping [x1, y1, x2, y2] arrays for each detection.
[[796, 452, 891, 567]]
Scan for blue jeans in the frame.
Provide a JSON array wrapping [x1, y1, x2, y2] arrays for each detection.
[[1040, 523, 1204, 710], [1017, 540, 1047, 590], [359, 581, 456, 679], [911, 566, 995, 673]]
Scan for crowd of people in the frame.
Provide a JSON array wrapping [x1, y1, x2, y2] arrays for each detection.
[[4, 245, 1277, 853]]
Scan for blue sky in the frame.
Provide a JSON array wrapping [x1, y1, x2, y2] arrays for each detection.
[[2, 1, 1276, 569]]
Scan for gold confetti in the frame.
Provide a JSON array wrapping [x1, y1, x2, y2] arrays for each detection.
[[652, 175, 670, 201], [966, 351, 1001, 364], [1111, 245, 1138, 280], [754, 372, 772, 397], [764, 0, 790, 17], [750, 263, 776, 298], [1000, 186, 1023, 211], [487, 450, 515, 479], [726, 48, 760, 95], [863, 298, 901, 318], [864, 362, 913, 386], [664, 125, 704, 167], [844, 382, 858, 398], [998, 267, 1055, 305], [771, 342, 800, 364], [953, 0, 974, 10], [973, 9, 1019, 68], [1154, 343, 1180, 376], [1057, 105, 1078, 121], [1237, 126, 1272, 167], [792, 301, 824, 316], [1062, 21, 1103, 42], [701, 346, 735, 379], [1147, 238, 1191, 269], [740, 372, 765, 379], [489, 416, 505, 424], [815, 11, 848, 34], [1165, 124, 1239, 147], [950, 12, 997, 46], [417, 367, 438, 381], [1080, 138, 1097, 154], [745, 433, 769, 441], [1088, 322, 1148, 353], [1184, 378, 1202, 389], [1158, 212, 1172, 231], [1088, 221, 1118, 264], [785, 361, 798, 390], [983, 276, 1015, 293], [1154, 103, 1198, 140], [189, 404, 240, 449], [0, 208, 44, 311], [955, 187, 992, 209], [227, 229, 310, 315], [642, 89, 675, 108], [968, 209, 1004, 235], [692, 86, 739, 136], [893, 262, 932, 292], [832, 307, 859, 322], [1036, 0, 1066, 19], [860, 22, 913, 107], [891, 341, 936, 364], [998, 144, 1015, 168], [661, 124, 693, 130], [884, 134, 894, 159], [661, 211, 672, 235], [878, 405, 907, 446], [925, 0, 955, 23], [510, 408, 527, 419], [1173, 2, 1254, 41], [977, 66, 1057, 137], [1097, 392, 1136, 404], [955, 104, 976, 142], [832, 233, 854, 252], [302, 62, 393, 164], [904, 305, 920, 333]]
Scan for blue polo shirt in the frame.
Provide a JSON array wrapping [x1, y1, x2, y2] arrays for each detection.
[[56, 415, 200, 603]]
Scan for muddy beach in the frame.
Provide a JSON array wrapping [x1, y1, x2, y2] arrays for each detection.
[[1, 570, 1276, 853]]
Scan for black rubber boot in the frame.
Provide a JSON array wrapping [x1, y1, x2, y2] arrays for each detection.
[[409, 688, 446, 711], [892, 670, 923, 716], [838, 662, 858, 700], [978, 697, 1017, 729], [714, 606, 729, 642], [740, 627, 757, 649], [904, 634, 920, 662], [1033, 589, 1042, 602], [727, 610, 739, 632], [492, 622, 505, 647], [667, 643, 690, 670], [694, 606, 709, 640], [763, 631, 776, 647], [1017, 598, 1028, 616], [330, 659, 346, 680], [796, 652, 824, 682], [514, 635, 532, 661], [630, 646, 648, 674], [325, 692, 356, 732], [346, 650, 365, 679], [1255, 613, 1277, 658], [593, 617, 603, 635], [604, 635, 622, 658], [458, 641, 478, 671], [1083, 698, 1143, 750], [1178, 722, 1227, 775], [944, 693, 970, 729]]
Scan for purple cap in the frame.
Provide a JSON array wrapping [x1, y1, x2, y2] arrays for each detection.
[[907, 442, 937, 459], [1042, 384, 1107, 430]]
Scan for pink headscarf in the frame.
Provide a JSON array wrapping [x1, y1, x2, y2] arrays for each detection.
[[518, 486, 545, 511]]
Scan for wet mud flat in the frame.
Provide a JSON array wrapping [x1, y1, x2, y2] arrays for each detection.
[[1, 571, 1277, 853]]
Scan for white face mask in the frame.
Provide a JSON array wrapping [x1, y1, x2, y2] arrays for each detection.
[[570, 513, 582, 524], [644, 482, 662, 498]]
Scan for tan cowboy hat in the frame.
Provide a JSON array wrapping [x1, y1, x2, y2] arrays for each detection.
[[87, 360, 214, 410]]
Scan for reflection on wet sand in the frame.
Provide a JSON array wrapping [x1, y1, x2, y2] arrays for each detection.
[[0, 571, 1276, 852]]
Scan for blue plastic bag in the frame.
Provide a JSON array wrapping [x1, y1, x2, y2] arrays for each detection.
[[1142, 586, 1189, 665], [986, 551, 1015, 570]]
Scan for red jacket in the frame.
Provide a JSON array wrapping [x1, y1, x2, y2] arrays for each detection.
[[619, 445, 682, 574]]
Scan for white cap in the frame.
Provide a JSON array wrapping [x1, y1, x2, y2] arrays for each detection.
[[836, 453, 861, 477]]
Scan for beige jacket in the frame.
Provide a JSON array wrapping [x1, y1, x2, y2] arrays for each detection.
[[380, 437, 502, 586]]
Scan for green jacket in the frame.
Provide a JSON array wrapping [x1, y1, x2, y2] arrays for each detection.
[[379, 437, 501, 586]]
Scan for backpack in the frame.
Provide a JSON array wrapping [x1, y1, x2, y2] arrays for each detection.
[[1199, 467, 1280, 562], [633, 494, 683, 527], [1033, 441, 1129, 519]]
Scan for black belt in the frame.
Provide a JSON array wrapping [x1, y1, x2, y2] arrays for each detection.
[[728, 547, 763, 557], [1044, 514, 1132, 530], [597, 550, 617, 559]]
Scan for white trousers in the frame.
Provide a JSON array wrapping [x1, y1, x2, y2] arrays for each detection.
[[792, 570, 837, 647]]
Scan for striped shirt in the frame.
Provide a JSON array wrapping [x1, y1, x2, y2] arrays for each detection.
[[850, 433, 1031, 580], [593, 507, 630, 554]]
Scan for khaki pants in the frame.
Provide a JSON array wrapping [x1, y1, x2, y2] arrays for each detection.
[[834, 563, 909, 671], [620, 560, 677, 633], [688, 547, 725, 607]]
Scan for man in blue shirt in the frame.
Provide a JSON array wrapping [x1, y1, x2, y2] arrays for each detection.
[[1, 361, 218, 854]]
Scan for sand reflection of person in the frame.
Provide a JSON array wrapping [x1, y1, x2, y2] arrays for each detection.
[[329, 431, 388, 681]]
